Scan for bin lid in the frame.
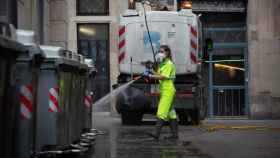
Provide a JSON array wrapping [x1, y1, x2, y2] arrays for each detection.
[[14, 29, 46, 62], [39, 45, 63, 59], [16, 29, 35, 46], [0, 35, 27, 56], [15, 45, 46, 61], [40, 45, 89, 69], [85, 58, 97, 74], [29, 45, 46, 59], [85, 58, 94, 68]]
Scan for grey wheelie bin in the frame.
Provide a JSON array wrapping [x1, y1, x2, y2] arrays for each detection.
[[83, 59, 96, 132], [13, 30, 45, 158], [0, 33, 27, 158], [35, 45, 89, 157]]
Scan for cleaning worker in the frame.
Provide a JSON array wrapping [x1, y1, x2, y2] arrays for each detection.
[[144, 45, 178, 140]]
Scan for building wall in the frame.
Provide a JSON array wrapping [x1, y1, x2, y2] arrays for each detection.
[[49, 0, 68, 47], [17, 0, 48, 44], [67, 0, 128, 113], [247, 0, 280, 118], [0, 0, 17, 26], [67, 0, 128, 89], [17, 0, 67, 46], [43, 0, 50, 44], [17, 0, 32, 30]]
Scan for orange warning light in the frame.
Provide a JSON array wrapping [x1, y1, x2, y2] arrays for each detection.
[[181, 1, 192, 9]]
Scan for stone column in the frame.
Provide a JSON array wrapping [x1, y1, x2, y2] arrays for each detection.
[[247, 0, 280, 118], [49, 0, 68, 48]]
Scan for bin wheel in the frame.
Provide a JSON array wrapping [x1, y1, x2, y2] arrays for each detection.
[[121, 112, 143, 125]]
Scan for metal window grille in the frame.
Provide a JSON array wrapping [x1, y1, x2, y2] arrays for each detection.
[[77, 0, 109, 16]]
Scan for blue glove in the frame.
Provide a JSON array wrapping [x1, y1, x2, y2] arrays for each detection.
[[143, 68, 152, 77]]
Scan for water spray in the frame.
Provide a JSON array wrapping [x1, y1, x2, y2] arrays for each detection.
[[93, 76, 142, 108]]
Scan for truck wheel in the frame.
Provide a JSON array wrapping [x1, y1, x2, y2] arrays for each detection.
[[199, 104, 207, 120], [192, 86, 207, 125], [191, 108, 200, 125], [121, 112, 143, 125]]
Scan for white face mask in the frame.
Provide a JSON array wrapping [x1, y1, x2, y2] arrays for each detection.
[[156, 52, 166, 63]]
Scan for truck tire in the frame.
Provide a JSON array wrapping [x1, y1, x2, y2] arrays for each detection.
[[199, 104, 207, 120], [192, 86, 207, 125], [121, 112, 143, 125], [191, 108, 200, 125], [194, 88, 207, 123]]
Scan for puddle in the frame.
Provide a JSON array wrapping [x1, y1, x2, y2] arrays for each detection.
[[90, 125, 211, 158]]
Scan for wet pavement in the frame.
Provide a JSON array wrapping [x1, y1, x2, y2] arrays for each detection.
[[90, 113, 211, 158], [89, 113, 280, 158]]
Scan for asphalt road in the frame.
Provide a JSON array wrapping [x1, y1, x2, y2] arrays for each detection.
[[90, 113, 280, 158]]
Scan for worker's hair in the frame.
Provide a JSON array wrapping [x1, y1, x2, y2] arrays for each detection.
[[160, 45, 172, 61]]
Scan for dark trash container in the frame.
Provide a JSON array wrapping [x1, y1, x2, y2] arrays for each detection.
[[15, 47, 45, 158], [35, 45, 89, 154], [83, 58, 96, 131], [13, 30, 45, 158]]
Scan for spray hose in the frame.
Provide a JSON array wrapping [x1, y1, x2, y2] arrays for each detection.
[[142, 1, 156, 64], [133, 75, 143, 81]]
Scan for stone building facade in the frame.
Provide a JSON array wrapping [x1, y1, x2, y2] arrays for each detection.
[[247, 0, 280, 118], [2, 0, 279, 118], [62, 0, 280, 118]]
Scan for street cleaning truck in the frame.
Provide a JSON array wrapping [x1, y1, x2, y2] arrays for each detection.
[[115, 7, 207, 125]]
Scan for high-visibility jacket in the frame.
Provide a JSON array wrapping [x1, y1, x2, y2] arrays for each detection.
[[156, 59, 177, 120], [158, 59, 176, 92]]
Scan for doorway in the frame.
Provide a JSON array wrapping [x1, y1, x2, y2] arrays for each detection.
[[201, 13, 248, 117], [77, 23, 110, 112]]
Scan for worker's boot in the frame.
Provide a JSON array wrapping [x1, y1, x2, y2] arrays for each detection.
[[165, 119, 178, 140], [147, 119, 164, 140]]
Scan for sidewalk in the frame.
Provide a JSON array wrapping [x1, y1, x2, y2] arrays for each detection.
[[180, 119, 280, 158], [203, 119, 280, 127]]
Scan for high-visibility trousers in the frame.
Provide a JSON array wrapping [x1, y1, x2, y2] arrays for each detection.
[[156, 90, 177, 120]]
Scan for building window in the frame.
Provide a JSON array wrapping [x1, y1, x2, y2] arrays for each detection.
[[77, 0, 109, 16]]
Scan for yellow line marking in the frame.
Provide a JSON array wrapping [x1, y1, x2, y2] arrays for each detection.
[[198, 124, 280, 132]]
